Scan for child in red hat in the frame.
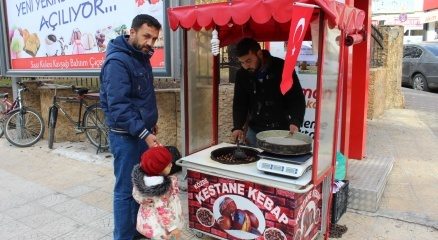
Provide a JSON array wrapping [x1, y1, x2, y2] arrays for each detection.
[[132, 146, 184, 240]]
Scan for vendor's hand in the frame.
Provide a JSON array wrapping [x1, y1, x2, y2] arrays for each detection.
[[145, 133, 161, 148], [231, 130, 244, 143], [169, 229, 181, 240], [289, 124, 299, 135]]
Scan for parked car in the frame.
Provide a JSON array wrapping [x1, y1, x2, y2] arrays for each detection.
[[402, 42, 438, 91]]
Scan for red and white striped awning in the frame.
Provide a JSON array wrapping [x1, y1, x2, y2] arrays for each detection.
[[167, 0, 365, 46]]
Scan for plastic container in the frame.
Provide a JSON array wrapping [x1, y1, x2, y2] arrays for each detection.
[[335, 152, 346, 180], [331, 180, 349, 224]]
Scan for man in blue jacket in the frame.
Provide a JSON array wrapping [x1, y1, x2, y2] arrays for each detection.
[[100, 14, 161, 240]]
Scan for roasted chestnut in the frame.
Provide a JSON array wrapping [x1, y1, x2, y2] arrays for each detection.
[[245, 210, 259, 229], [219, 197, 237, 217], [217, 215, 232, 230], [232, 209, 251, 232]]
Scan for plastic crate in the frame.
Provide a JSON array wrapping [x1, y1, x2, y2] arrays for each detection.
[[331, 180, 349, 224]]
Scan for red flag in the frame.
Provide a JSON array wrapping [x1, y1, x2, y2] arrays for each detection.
[[280, 4, 314, 95]]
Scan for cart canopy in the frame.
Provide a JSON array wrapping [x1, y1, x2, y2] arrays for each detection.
[[168, 0, 365, 46]]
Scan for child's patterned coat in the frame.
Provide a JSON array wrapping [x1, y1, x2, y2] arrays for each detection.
[[132, 164, 185, 239]]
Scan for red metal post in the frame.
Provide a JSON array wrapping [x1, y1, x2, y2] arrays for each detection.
[[183, 32, 190, 155], [340, 0, 354, 161], [212, 55, 219, 145], [348, 0, 371, 160]]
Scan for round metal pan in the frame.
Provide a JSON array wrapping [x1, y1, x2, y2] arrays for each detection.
[[210, 146, 260, 164], [256, 130, 312, 155]]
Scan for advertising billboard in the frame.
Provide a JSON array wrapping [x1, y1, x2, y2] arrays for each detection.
[[0, 0, 171, 76], [372, 0, 422, 14], [0, 25, 4, 76]]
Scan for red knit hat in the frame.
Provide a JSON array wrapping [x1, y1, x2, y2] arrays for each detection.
[[140, 146, 172, 176]]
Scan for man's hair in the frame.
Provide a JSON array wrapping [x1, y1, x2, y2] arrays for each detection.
[[131, 14, 162, 31], [235, 38, 261, 57]]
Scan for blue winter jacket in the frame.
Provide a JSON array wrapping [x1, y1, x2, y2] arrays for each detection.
[[100, 35, 158, 140]]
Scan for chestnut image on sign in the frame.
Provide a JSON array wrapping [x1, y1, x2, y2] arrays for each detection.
[[232, 209, 252, 231], [264, 227, 286, 240], [196, 208, 215, 227], [215, 197, 262, 236], [217, 215, 232, 230], [219, 197, 237, 217], [245, 209, 259, 229]]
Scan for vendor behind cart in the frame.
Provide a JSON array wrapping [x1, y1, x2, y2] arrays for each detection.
[[231, 38, 306, 147]]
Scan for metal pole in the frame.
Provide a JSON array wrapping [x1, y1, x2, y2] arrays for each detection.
[[11, 77, 20, 99]]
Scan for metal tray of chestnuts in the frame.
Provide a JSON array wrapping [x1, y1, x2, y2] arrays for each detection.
[[256, 130, 312, 155], [210, 146, 260, 164]]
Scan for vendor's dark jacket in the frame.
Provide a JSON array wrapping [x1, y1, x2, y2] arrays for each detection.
[[100, 35, 157, 139], [233, 51, 306, 133]]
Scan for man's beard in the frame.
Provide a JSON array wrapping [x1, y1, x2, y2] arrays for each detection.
[[132, 39, 150, 54], [247, 57, 262, 73]]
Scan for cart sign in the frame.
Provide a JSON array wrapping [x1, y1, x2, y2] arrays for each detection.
[[1, 0, 169, 74], [188, 170, 322, 240]]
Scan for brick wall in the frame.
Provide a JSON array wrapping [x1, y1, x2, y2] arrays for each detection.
[[218, 84, 234, 144], [156, 89, 181, 150]]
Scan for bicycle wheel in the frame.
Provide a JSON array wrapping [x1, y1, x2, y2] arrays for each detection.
[[4, 108, 45, 147], [0, 101, 8, 137], [0, 101, 7, 138], [83, 103, 109, 149], [0, 119, 4, 138]]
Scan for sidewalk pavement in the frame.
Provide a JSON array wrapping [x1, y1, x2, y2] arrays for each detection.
[[0, 89, 437, 239]]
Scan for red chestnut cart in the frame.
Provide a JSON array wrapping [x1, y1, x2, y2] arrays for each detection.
[[168, 0, 367, 239]]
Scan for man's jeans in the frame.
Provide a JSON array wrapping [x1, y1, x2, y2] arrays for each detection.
[[109, 132, 147, 240]]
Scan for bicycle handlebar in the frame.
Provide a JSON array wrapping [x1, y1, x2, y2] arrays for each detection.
[[41, 83, 90, 96]]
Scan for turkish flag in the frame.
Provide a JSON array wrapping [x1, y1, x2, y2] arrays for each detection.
[[280, 4, 314, 95]]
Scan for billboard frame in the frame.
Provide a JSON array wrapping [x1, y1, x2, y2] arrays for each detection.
[[0, 20, 5, 77], [0, 0, 175, 78]]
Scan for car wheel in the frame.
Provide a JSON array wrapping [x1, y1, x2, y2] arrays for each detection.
[[412, 73, 429, 91]]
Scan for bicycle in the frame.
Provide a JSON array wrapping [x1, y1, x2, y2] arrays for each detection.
[[44, 83, 109, 151], [0, 82, 45, 147]]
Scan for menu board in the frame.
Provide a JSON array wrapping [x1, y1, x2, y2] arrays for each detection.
[[1, 0, 170, 75]]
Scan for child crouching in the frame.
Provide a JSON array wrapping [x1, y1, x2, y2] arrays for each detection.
[[132, 146, 184, 240]]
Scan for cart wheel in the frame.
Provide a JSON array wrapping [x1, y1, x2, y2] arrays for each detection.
[[194, 231, 204, 238]]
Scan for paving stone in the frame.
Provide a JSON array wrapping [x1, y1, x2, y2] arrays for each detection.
[[62, 185, 98, 198], [0, 218, 33, 239], [0, 213, 15, 226], [36, 192, 71, 207], [0, 194, 29, 212], [6, 229, 51, 240], [51, 198, 108, 224], [16, 208, 64, 229], [55, 224, 107, 240], [37, 216, 81, 238], [86, 213, 113, 235], [4, 202, 46, 220]]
